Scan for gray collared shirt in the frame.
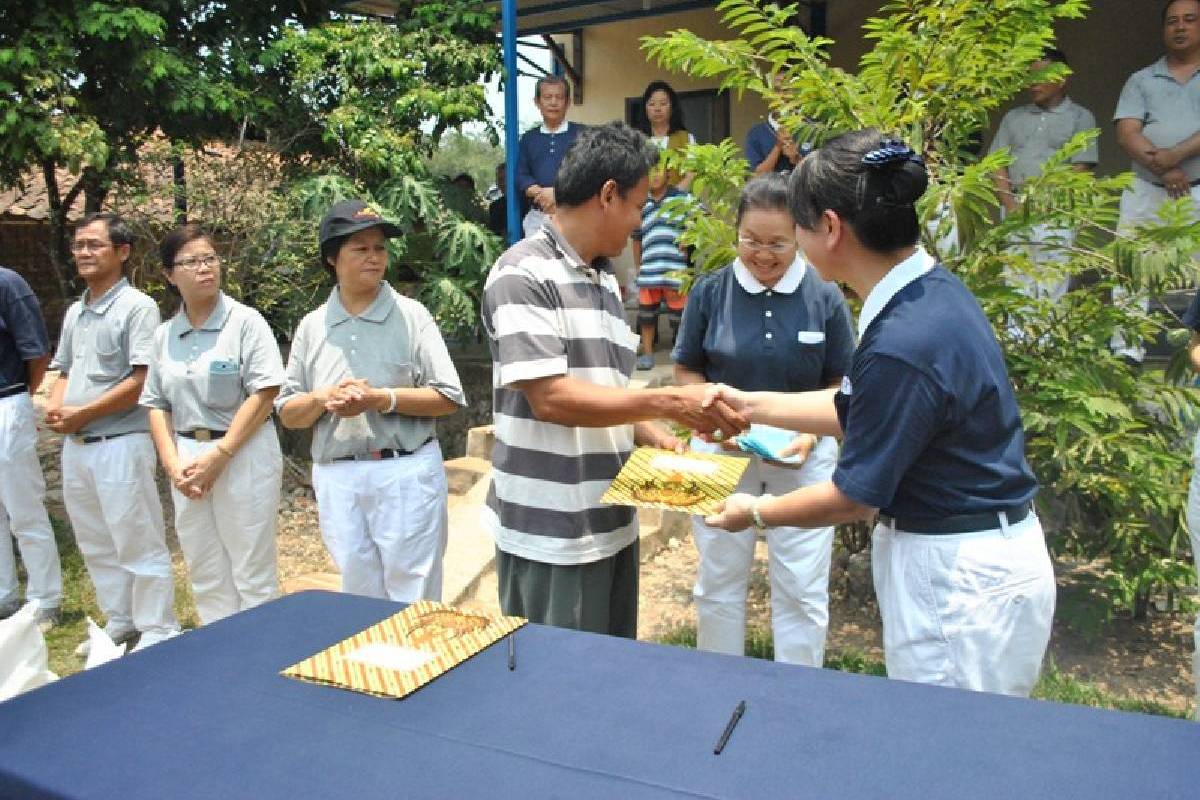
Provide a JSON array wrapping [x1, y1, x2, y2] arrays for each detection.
[[276, 283, 466, 462], [50, 277, 159, 436], [140, 292, 285, 431], [1115, 56, 1200, 182], [988, 97, 1098, 188]]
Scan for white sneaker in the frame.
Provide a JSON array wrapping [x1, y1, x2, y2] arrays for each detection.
[[130, 629, 181, 653]]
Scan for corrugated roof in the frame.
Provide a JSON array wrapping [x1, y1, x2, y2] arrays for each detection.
[[343, 1, 717, 36]]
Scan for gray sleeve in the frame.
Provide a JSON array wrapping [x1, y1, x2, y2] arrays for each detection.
[[50, 306, 77, 373], [126, 300, 161, 367], [274, 320, 311, 414], [241, 311, 286, 394], [988, 112, 1013, 156], [138, 326, 170, 410], [412, 306, 466, 407], [1113, 73, 1146, 123], [1072, 107, 1100, 164]]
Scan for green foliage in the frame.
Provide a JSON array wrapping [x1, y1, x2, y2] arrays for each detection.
[[427, 130, 505, 193], [646, 0, 1200, 621]]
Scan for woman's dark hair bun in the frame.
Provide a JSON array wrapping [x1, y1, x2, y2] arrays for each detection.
[[861, 138, 927, 207]]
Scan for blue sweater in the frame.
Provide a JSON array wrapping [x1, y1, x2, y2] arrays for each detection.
[[516, 123, 584, 196]]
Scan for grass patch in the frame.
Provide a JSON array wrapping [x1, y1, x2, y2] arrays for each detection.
[[20, 514, 197, 678], [656, 623, 1187, 718]]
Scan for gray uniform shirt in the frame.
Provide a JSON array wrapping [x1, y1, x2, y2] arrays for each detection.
[[1114, 56, 1200, 183], [276, 283, 466, 462], [988, 97, 1098, 188], [140, 292, 285, 431], [50, 277, 159, 436]]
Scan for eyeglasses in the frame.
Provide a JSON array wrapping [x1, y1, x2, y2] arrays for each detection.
[[70, 240, 112, 254], [737, 238, 796, 255], [173, 254, 220, 271]]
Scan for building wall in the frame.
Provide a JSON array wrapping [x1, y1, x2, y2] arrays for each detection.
[[0, 220, 70, 340]]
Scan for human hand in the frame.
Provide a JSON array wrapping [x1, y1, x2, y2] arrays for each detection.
[[325, 378, 379, 417], [535, 186, 556, 213], [44, 405, 87, 434], [1161, 166, 1192, 199], [703, 493, 757, 531], [177, 447, 230, 500], [777, 433, 816, 463], [1148, 147, 1182, 175], [669, 384, 747, 441]]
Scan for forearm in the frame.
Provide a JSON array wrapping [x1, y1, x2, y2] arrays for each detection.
[[1168, 130, 1200, 162], [25, 355, 49, 393], [278, 391, 327, 429], [368, 386, 460, 418], [46, 373, 66, 409], [634, 421, 675, 449], [147, 408, 180, 471], [517, 375, 684, 428], [994, 168, 1016, 206], [744, 387, 843, 437], [1117, 120, 1160, 172], [752, 145, 781, 175], [756, 480, 874, 529], [78, 371, 146, 425], [218, 387, 278, 455]]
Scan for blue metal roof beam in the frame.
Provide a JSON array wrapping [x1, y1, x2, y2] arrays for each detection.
[[519, 1, 715, 36]]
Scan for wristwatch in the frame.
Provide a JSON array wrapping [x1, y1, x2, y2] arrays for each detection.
[[750, 500, 768, 531]]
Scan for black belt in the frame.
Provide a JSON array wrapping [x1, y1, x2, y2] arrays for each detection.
[[178, 428, 227, 441], [1151, 178, 1200, 188], [0, 384, 28, 400], [879, 501, 1032, 535], [70, 431, 137, 445], [331, 438, 432, 462]]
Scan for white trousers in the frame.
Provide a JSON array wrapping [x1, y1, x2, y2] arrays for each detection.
[[1111, 178, 1200, 361], [872, 513, 1056, 696], [692, 436, 838, 666], [1004, 221, 1072, 301], [0, 393, 61, 610], [1184, 427, 1200, 719], [62, 433, 179, 637], [312, 440, 448, 602], [171, 424, 282, 625]]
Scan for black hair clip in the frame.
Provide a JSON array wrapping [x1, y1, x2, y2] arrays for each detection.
[[861, 139, 921, 168]]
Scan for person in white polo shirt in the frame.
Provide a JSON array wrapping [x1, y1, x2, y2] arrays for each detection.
[[46, 212, 180, 653], [141, 225, 285, 625], [277, 200, 466, 602]]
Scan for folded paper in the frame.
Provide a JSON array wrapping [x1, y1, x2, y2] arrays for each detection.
[[601, 447, 750, 516]]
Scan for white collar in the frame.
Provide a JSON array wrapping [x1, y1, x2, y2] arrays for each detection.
[[733, 254, 806, 295], [857, 247, 936, 337], [540, 120, 569, 135]]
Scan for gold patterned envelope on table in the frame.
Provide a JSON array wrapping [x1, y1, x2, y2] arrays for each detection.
[[601, 447, 750, 517], [282, 600, 526, 699]]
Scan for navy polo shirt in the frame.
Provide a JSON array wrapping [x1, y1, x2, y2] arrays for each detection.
[[832, 249, 1037, 520], [516, 122, 583, 198], [672, 256, 854, 391], [0, 267, 50, 388], [745, 121, 795, 173], [1182, 289, 1200, 331]]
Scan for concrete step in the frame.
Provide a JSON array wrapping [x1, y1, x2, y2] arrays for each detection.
[[465, 425, 495, 459], [444, 455, 491, 495]]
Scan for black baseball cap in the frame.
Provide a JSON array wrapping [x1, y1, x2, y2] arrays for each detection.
[[318, 199, 402, 248]]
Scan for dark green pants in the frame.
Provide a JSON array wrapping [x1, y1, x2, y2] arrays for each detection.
[[496, 541, 638, 639]]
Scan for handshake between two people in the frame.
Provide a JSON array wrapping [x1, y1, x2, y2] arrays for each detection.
[[658, 383, 816, 464]]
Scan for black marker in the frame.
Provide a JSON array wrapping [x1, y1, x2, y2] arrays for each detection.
[[507, 634, 515, 671], [713, 700, 745, 755]]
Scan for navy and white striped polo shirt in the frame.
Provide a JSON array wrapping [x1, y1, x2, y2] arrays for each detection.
[[632, 188, 690, 290], [481, 222, 639, 565]]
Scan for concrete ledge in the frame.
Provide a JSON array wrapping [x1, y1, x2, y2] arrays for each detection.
[[465, 425, 495, 459], [444, 455, 491, 495]]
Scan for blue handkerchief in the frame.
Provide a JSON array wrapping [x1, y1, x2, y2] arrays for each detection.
[[736, 424, 803, 464]]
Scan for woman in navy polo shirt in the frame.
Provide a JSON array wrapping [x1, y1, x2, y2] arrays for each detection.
[[705, 130, 1056, 696], [673, 173, 854, 666]]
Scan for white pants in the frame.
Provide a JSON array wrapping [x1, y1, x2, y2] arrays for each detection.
[[62, 433, 179, 637], [1111, 178, 1200, 361], [692, 436, 838, 666], [872, 512, 1055, 696], [0, 393, 61, 610], [1184, 427, 1200, 718], [312, 440, 448, 602], [1005, 221, 1072, 301], [171, 424, 281, 625]]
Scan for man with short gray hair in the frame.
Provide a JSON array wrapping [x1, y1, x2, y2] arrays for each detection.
[[515, 75, 583, 238]]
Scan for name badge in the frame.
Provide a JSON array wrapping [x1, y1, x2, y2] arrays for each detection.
[[209, 359, 239, 376], [841, 376, 853, 396], [797, 331, 825, 344]]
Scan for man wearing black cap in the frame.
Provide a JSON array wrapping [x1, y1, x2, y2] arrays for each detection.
[[277, 200, 467, 602]]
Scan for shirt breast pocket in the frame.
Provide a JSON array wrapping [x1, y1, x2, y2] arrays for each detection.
[[789, 330, 828, 388], [364, 358, 414, 389], [87, 324, 125, 381], [205, 359, 243, 410]]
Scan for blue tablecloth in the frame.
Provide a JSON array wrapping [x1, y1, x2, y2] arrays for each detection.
[[1, 590, 1197, 799]]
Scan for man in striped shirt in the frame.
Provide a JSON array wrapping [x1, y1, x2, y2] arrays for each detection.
[[481, 123, 745, 638]]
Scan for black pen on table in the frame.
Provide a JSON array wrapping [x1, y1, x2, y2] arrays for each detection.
[[713, 700, 746, 755], [507, 633, 515, 671]]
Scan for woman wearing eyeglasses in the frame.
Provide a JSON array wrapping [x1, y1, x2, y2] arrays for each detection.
[[140, 225, 285, 624], [671, 173, 855, 667]]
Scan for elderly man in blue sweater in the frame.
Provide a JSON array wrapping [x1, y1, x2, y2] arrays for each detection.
[[516, 75, 584, 237]]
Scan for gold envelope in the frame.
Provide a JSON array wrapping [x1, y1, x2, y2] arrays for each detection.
[[282, 600, 526, 699], [601, 447, 750, 516]]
